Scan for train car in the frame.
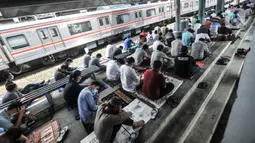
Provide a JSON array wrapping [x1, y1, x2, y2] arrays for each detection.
[[0, 0, 230, 75]]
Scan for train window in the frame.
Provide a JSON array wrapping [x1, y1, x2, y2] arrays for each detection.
[[146, 9, 156, 17], [135, 11, 142, 19], [190, 2, 193, 7], [99, 19, 104, 26], [39, 30, 48, 39], [50, 28, 58, 37], [159, 7, 164, 13], [7, 35, 29, 50], [105, 17, 110, 25], [68, 21, 92, 35], [116, 14, 130, 24], [166, 6, 170, 12], [135, 12, 138, 19], [139, 11, 142, 17], [184, 3, 189, 8]]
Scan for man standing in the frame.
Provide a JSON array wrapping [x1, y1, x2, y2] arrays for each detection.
[[106, 41, 114, 59], [191, 38, 211, 61], [175, 46, 200, 78], [171, 36, 183, 57], [120, 57, 140, 93], [78, 81, 101, 134], [142, 61, 174, 101]]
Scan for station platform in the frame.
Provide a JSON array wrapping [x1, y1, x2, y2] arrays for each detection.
[[20, 16, 255, 143]]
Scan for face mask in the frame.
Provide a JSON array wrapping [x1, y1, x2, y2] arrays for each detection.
[[91, 89, 98, 96]]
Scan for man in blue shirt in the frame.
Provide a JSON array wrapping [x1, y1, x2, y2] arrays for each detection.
[[182, 29, 194, 47], [124, 36, 135, 50], [78, 81, 101, 134]]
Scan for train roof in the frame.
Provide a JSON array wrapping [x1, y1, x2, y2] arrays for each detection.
[[0, 1, 171, 31]]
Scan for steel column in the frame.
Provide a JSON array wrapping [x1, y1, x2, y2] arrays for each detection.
[[175, 0, 181, 32], [198, 0, 206, 25], [216, 0, 224, 13]]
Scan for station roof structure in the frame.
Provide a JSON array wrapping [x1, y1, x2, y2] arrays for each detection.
[[0, 0, 140, 18]]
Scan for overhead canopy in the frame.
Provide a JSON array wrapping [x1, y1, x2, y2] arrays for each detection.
[[0, 0, 134, 18]]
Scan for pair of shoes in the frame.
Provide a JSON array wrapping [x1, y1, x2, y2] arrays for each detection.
[[198, 82, 208, 89]]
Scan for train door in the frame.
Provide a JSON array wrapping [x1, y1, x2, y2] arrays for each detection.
[[159, 6, 165, 20], [135, 11, 143, 26], [98, 16, 112, 38], [37, 27, 65, 54], [0, 45, 9, 71]]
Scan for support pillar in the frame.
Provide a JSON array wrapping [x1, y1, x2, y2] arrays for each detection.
[[198, 0, 206, 25], [174, 0, 181, 37], [216, 0, 224, 13]]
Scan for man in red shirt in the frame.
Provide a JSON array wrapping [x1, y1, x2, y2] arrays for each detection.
[[142, 61, 175, 101], [140, 30, 148, 42]]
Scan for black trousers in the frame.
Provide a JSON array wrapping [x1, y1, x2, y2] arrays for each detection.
[[109, 118, 134, 143], [160, 82, 175, 98]]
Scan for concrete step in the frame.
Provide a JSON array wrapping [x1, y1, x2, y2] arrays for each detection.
[[179, 22, 255, 143], [146, 18, 255, 143]]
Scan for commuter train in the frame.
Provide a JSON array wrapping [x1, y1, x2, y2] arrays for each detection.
[[0, 0, 234, 75]]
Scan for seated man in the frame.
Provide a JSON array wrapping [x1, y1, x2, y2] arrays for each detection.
[[94, 97, 144, 143], [124, 36, 135, 51], [197, 25, 211, 38], [135, 35, 144, 46], [0, 103, 25, 129], [152, 36, 165, 51], [171, 36, 183, 57], [151, 45, 174, 69], [142, 61, 174, 101], [111, 46, 123, 60], [218, 23, 233, 41], [62, 58, 76, 73], [165, 29, 175, 47], [78, 81, 101, 134], [229, 11, 242, 26], [152, 30, 159, 41], [63, 70, 84, 109], [2, 82, 22, 104], [106, 41, 114, 59], [133, 44, 150, 66], [120, 57, 140, 93], [140, 30, 147, 42], [146, 31, 153, 42], [191, 38, 211, 61], [82, 50, 92, 68], [54, 64, 68, 81], [106, 59, 125, 81], [182, 29, 194, 47], [175, 46, 200, 78], [89, 53, 105, 69]]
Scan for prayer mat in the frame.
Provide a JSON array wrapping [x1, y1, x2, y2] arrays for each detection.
[[28, 120, 60, 143], [101, 89, 136, 107], [102, 78, 121, 87], [136, 76, 183, 109], [81, 99, 153, 143], [196, 61, 205, 68]]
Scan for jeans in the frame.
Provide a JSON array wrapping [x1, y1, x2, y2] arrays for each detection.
[[109, 118, 134, 143], [192, 66, 200, 75]]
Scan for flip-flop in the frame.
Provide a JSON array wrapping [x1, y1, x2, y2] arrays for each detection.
[[57, 126, 69, 143], [198, 82, 208, 89], [150, 108, 159, 120]]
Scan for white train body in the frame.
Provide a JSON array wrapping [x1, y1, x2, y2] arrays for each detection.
[[0, 0, 232, 73]]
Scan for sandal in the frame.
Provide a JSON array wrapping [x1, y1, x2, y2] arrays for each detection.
[[57, 126, 69, 143], [198, 82, 208, 89]]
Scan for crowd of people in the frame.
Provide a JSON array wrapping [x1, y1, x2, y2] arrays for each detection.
[[0, 1, 253, 143]]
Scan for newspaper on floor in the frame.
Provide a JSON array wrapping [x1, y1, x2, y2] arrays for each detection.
[[136, 75, 183, 109], [80, 99, 154, 143]]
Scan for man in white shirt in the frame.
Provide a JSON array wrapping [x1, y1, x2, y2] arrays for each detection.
[[120, 57, 140, 93], [152, 30, 159, 41], [191, 38, 211, 61], [146, 31, 153, 42], [133, 44, 150, 66], [106, 59, 125, 81], [151, 45, 174, 68], [105, 41, 114, 58], [171, 36, 183, 57], [152, 37, 165, 51], [193, 20, 202, 34], [161, 25, 167, 36], [195, 33, 211, 43]]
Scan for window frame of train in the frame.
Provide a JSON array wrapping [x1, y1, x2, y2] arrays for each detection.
[[98, 16, 111, 27], [6, 34, 30, 50], [183, 2, 189, 8], [116, 13, 130, 24], [135, 11, 142, 19], [190, 2, 193, 7], [67, 21, 92, 35], [159, 7, 165, 13], [146, 9, 156, 17]]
